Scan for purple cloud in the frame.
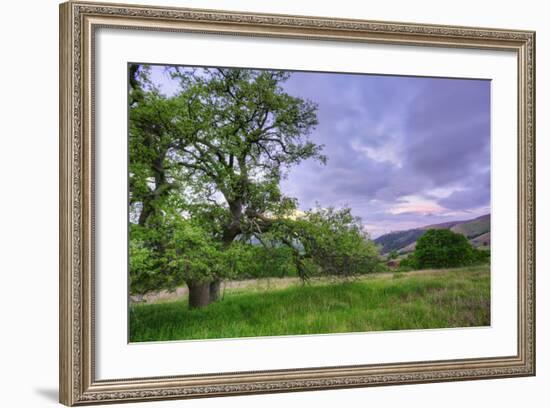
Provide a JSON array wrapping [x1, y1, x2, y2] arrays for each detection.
[[280, 71, 491, 237]]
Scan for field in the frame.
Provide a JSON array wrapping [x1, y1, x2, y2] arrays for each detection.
[[129, 265, 490, 342]]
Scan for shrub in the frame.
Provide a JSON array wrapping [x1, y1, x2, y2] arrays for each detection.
[[396, 254, 418, 271], [471, 248, 491, 264], [413, 229, 489, 269]]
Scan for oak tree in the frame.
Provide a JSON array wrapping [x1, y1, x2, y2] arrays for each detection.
[[129, 65, 328, 307]]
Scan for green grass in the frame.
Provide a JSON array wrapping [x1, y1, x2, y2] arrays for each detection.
[[129, 265, 490, 342]]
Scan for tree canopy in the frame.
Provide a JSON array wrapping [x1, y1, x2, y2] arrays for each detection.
[[129, 64, 380, 308]]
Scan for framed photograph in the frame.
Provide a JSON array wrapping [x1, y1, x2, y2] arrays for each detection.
[[59, 1, 536, 405]]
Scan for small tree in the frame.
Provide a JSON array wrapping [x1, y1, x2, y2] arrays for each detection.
[[414, 229, 476, 269]]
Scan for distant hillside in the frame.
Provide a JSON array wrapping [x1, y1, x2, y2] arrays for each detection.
[[373, 229, 425, 255], [469, 231, 491, 249], [450, 214, 490, 238], [375, 214, 490, 254]]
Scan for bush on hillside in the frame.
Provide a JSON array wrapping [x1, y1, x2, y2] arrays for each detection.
[[398, 229, 490, 271]]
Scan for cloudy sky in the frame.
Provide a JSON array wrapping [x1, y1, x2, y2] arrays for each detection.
[[147, 66, 491, 238]]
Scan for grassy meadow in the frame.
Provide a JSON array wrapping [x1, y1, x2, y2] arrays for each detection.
[[129, 265, 490, 342]]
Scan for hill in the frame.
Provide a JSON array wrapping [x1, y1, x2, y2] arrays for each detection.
[[450, 214, 490, 238], [373, 229, 425, 255], [375, 213, 490, 254]]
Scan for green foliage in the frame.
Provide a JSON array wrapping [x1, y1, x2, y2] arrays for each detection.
[[402, 229, 490, 270], [388, 249, 399, 260], [129, 226, 159, 295], [130, 213, 223, 294], [129, 65, 323, 227], [470, 247, 491, 264], [267, 207, 381, 279], [236, 245, 298, 279], [128, 206, 382, 294], [397, 254, 420, 272], [129, 265, 490, 341]]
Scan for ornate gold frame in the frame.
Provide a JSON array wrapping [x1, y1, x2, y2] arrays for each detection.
[[59, 1, 536, 405]]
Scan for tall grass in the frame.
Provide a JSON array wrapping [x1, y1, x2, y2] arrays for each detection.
[[129, 265, 490, 342]]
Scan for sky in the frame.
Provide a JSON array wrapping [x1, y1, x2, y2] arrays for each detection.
[[147, 65, 491, 238]]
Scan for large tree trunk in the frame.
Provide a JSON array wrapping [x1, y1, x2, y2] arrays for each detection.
[[209, 280, 221, 302], [187, 281, 211, 309]]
